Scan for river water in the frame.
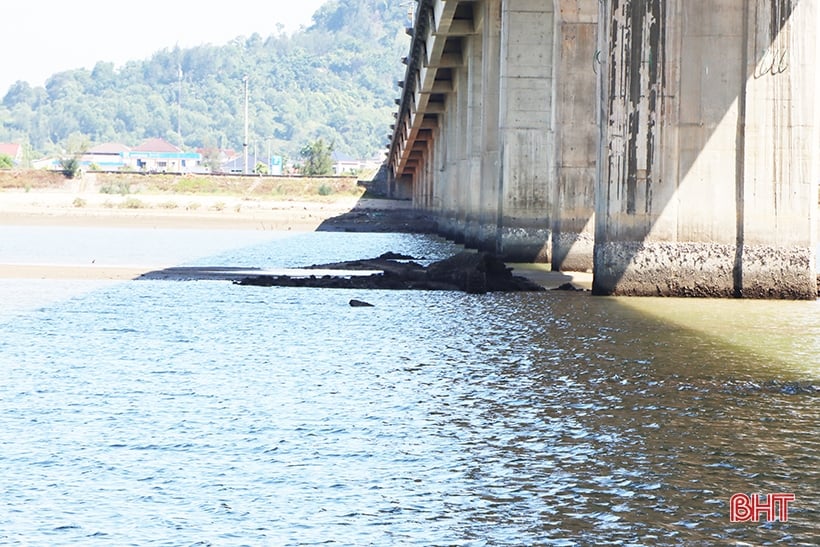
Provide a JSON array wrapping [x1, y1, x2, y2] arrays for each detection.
[[0, 227, 818, 545]]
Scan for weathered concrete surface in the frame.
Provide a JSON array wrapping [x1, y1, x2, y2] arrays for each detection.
[[475, 0, 504, 254], [139, 252, 546, 293], [389, 0, 818, 299], [593, 242, 816, 299], [593, 242, 738, 298], [589, 241, 815, 299], [390, 0, 579, 264], [550, 1, 598, 271], [430, 0, 597, 269], [510, 262, 594, 290], [594, 0, 818, 299], [236, 252, 547, 294], [496, 0, 555, 262]]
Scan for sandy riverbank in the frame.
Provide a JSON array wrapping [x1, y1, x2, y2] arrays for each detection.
[[0, 189, 375, 231], [0, 185, 432, 282], [0, 185, 592, 290]]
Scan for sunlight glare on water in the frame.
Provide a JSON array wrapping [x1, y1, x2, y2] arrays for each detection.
[[616, 297, 820, 378], [0, 228, 817, 545]]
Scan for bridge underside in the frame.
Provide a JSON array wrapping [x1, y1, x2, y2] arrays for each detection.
[[388, 0, 818, 299]]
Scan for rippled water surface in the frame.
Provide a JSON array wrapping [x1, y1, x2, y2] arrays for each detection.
[[1, 229, 818, 545]]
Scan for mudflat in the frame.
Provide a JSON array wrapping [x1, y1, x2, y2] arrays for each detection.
[[0, 173, 597, 290], [0, 182, 423, 280], [0, 189, 366, 231]]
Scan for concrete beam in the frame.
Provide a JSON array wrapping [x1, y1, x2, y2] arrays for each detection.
[[430, 80, 454, 94], [389, 0, 475, 180], [420, 116, 440, 129], [425, 52, 464, 68], [434, 19, 477, 37], [426, 101, 447, 114]]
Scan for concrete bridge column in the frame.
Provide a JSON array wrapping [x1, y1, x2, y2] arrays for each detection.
[[437, 90, 454, 237], [496, 0, 556, 262], [550, 1, 598, 271], [453, 61, 471, 242], [464, 15, 486, 248], [423, 138, 435, 209], [413, 139, 427, 207], [432, 117, 447, 220], [594, 0, 818, 298], [393, 174, 413, 200], [740, 0, 818, 298], [440, 67, 466, 241], [477, 0, 504, 253]]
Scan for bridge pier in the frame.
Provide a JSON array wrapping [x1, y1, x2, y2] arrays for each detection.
[[476, 0, 504, 253], [594, 0, 818, 298], [390, 0, 817, 298], [389, 0, 598, 264], [494, 0, 556, 262], [550, 1, 598, 271], [463, 19, 485, 249]]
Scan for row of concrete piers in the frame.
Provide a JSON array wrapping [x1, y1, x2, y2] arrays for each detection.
[[387, 0, 818, 299]]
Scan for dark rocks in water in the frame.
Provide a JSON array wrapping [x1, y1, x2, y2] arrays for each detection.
[[138, 266, 264, 281], [306, 256, 427, 278], [316, 208, 438, 234], [376, 251, 416, 260], [554, 282, 583, 292], [425, 251, 540, 293], [349, 299, 374, 307], [712, 379, 819, 396], [236, 251, 545, 293], [760, 380, 819, 396]]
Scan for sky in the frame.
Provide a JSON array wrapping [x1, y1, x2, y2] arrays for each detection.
[[0, 0, 328, 95]]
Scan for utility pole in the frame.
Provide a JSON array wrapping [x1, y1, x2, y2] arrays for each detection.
[[243, 75, 249, 175], [177, 64, 183, 148]]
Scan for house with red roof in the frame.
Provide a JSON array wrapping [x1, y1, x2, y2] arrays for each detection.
[[127, 138, 202, 173], [0, 143, 23, 166]]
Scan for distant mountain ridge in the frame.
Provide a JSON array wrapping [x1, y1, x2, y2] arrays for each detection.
[[0, 0, 410, 162]]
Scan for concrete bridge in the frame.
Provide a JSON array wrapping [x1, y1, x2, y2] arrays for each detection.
[[387, 0, 818, 299]]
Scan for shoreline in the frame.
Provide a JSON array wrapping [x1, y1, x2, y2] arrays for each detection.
[[0, 188, 607, 291], [0, 264, 150, 281], [0, 187, 439, 282], [0, 189, 371, 231], [4, 187, 813, 295]]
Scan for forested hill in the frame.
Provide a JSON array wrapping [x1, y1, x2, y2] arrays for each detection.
[[0, 0, 410, 161]]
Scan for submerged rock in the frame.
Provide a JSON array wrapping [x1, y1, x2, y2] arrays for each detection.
[[426, 252, 540, 293], [235, 251, 545, 293], [554, 282, 583, 292]]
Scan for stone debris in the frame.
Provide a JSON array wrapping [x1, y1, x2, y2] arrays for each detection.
[[235, 251, 546, 294]]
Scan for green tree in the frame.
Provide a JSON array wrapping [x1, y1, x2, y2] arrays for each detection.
[[64, 132, 91, 155], [299, 138, 333, 175], [0, 154, 13, 169], [199, 146, 223, 173], [0, 0, 410, 159], [59, 157, 81, 179]]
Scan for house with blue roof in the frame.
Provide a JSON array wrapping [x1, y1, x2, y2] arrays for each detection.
[[128, 138, 202, 173]]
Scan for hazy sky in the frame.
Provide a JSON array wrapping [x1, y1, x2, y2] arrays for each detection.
[[1, 0, 328, 95]]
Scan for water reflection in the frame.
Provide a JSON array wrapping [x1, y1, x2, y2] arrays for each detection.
[[0, 232, 817, 545], [616, 296, 820, 376], [395, 292, 819, 544]]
